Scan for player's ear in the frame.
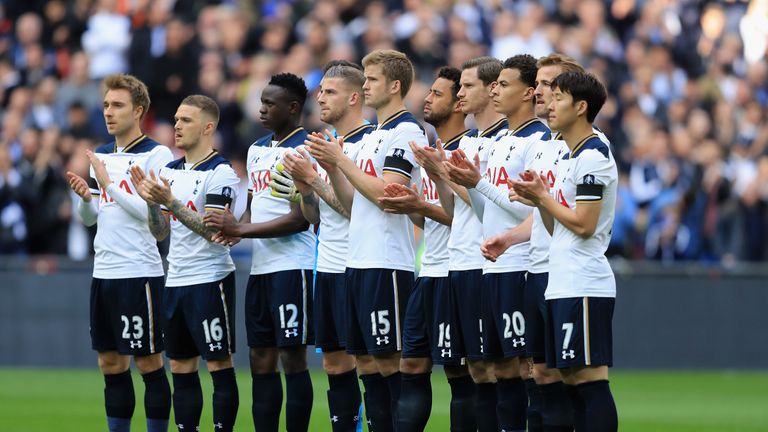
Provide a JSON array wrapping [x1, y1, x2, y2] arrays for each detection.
[[389, 79, 401, 96], [288, 100, 301, 115], [349, 91, 359, 106], [575, 100, 588, 118], [523, 86, 535, 102]]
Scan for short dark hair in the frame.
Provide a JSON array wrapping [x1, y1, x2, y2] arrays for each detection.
[[268, 73, 308, 108], [437, 66, 461, 101], [181, 94, 220, 125], [550, 72, 607, 123], [461, 56, 503, 86], [502, 54, 538, 88]]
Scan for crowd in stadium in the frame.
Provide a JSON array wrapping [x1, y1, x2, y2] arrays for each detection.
[[0, 0, 766, 263]]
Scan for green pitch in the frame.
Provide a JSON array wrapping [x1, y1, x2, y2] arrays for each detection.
[[1, 369, 766, 431]]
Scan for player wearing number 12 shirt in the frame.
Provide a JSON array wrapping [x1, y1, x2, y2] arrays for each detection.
[[67, 74, 173, 432]]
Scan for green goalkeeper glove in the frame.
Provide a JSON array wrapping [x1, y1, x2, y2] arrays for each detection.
[[269, 163, 301, 202]]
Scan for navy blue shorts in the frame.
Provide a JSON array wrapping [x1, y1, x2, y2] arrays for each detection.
[[345, 268, 414, 355], [525, 272, 549, 363], [245, 270, 314, 348], [402, 276, 461, 365], [482, 271, 527, 360], [545, 297, 614, 369], [90, 276, 165, 356], [314, 271, 348, 351], [164, 272, 236, 360], [449, 270, 484, 361]]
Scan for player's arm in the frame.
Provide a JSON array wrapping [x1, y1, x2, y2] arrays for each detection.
[[129, 166, 171, 240], [282, 148, 348, 221], [378, 183, 452, 227], [67, 170, 99, 226], [322, 165, 354, 216], [86, 150, 150, 222], [216, 201, 309, 238], [444, 148, 485, 219], [480, 214, 532, 261]]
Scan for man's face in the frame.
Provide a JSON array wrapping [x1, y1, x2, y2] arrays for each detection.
[[534, 65, 563, 120], [173, 104, 208, 150], [490, 67, 530, 116], [457, 67, 493, 115], [362, 64, 391, 110], [547, 87, 579, 131], [103, 89, 140, 137], [424, 77, 457, 127], [259, 84, 293, 132], [317, 77, 352, 125]]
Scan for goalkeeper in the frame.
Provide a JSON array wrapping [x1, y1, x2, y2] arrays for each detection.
[[203, 72, 316, 431]]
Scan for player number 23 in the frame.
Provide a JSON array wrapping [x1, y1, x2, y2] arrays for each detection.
[[121, 315, 144, 340]]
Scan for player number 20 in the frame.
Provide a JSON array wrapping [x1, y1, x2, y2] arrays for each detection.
[[202, 318, 224, 343], [370, 310, 390, 336], [279, 304, 299, 329], [502, 311, 525, 339], [121, 315, 144, 340]]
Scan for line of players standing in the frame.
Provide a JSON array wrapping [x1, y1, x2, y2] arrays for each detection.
[[69, 48, 618, 432]]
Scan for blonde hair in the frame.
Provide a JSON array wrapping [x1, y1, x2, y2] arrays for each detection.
[[362, 49, 414, 98]]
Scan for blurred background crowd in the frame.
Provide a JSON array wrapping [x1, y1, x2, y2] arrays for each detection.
[[0, 0, 766, 265]]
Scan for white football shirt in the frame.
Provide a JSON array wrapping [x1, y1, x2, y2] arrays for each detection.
[[547, 134, 618, 299], [89, 136, 172, 279], [247, 128, 316, 275], [477, 119, 550, 274], [447, 119, 508, 271], [419, 130, 469, 278], [160, 152, 240, 287], [315, 124, 373, 273], [346, 111, 427, 271]]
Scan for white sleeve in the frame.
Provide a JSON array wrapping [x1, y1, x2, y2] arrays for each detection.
[[467, 187, 486, 220], [78, 198, 99, 226], [246, 146, 256, 194], [106, 182, 148, 221], [147, 146, 174, 176], [383, 124, 425, 180], [574, 149, 614, 202], [475, 178, 533, 218], [204, 165, 241, 212]]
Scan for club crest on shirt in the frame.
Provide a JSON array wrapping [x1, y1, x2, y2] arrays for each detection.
[[393, 148, 405, 159], [583, 174, 595, 184], [222, 186, 232, 198]]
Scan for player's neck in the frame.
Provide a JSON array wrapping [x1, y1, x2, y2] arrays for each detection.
[[185, 140, 215, 165], [561, 120, 594, 151], [272, 122, 302, 142], [506, 106, 536, 133], [473, 103, 504, 132], [376, 100, 406, 125], [113, 125, 143, 148], [333, 112, 366, 137], [435, 115, 468, 145]]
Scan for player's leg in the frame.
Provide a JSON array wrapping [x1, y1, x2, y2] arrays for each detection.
[[486, 271, 528, 432], [397, 277, 434, 432], [194, 273, 239, 432], [527, 273, 572, 432], [367, 269, 414, 430], [133, 276, 172, 432], [443, 365, 476, 432], [245, 273, 282, 431], [91, 278, 140, 432], [273, 269, 314, 432], [316, 271, 361, 432], [165, 286, 204, 432], [451, 269, 495, 432], [135, 354, 171, 432], [555, 297, 617, 432]]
